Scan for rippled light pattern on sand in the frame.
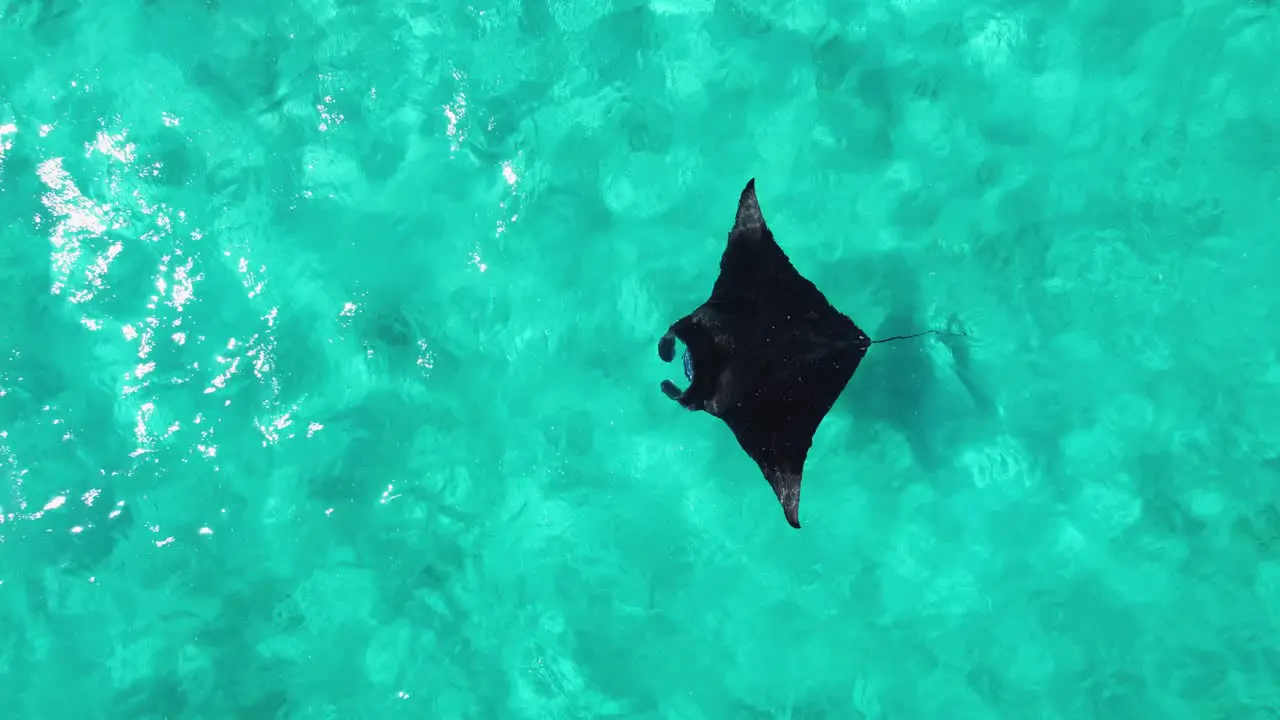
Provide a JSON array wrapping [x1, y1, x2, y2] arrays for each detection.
[[2, 0, 1280, 717]]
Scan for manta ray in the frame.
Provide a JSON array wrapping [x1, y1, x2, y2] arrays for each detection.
[[658, 179, 953, 528]]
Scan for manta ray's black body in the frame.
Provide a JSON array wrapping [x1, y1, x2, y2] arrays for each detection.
[[658, 179, 871, 529]]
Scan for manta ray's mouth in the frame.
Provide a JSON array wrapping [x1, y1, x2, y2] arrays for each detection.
[[658, 332, 695, 400], [667, 342, 695, 393]]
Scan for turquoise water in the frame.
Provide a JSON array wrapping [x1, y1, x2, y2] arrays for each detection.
[[2, 0, 1280, 716]]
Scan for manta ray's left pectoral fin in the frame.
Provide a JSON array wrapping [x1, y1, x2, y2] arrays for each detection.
[[763, 465, 803, 529]]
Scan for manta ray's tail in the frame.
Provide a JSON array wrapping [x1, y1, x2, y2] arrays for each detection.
[[870, 328, 968, 345]]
